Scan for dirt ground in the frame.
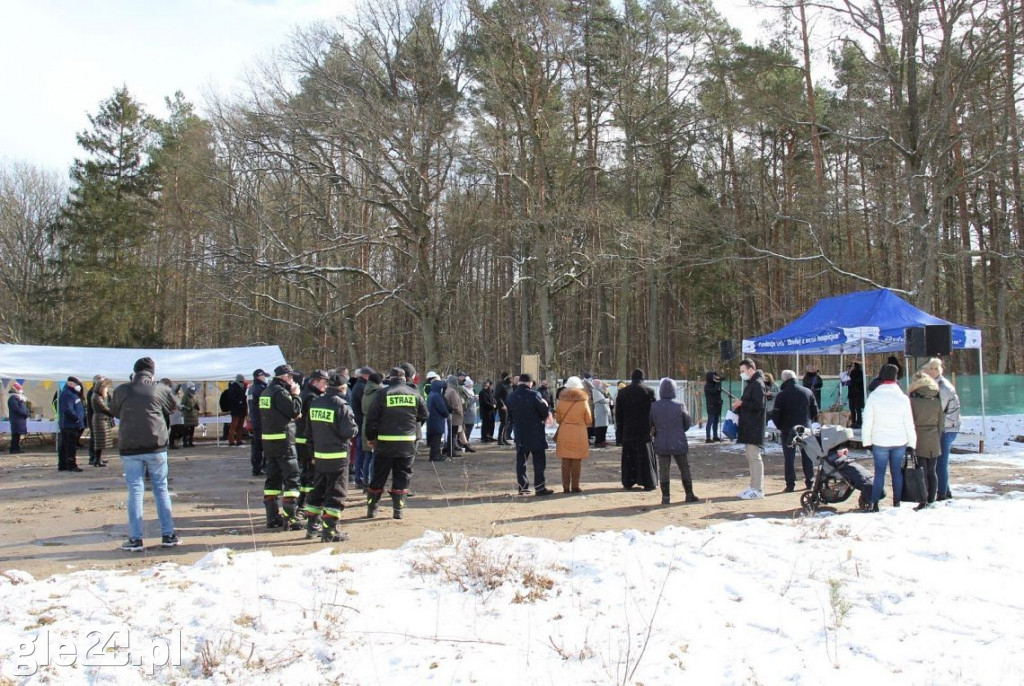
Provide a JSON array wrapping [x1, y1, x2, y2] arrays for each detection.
[[2, 436, 1021, 579]]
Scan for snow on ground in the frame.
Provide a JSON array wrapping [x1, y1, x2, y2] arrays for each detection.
[[2, 416, 1024, 685]]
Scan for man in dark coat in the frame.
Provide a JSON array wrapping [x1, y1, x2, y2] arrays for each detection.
[[506, 373, 553, 496], [732, 359, 766, 499], [802, 366, 823, 408], [845, 362, 865, 428], [771, 369, 820, 492], [614, 368, 657, 490], [350, 367, 373, 487], [478, 380, 497, 443], [58, 376, 86, 472], [494, 373, 513, 445]]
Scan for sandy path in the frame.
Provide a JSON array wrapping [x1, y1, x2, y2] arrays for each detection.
[[1, 438, 1019, 579]]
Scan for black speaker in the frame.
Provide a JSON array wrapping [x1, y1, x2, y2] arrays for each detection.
[[905, 327, 927, 357], [719, 339, 735, 361], [925, 324, 952, 356]]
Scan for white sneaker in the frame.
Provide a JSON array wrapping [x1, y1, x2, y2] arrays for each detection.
[[738, 488, 764, 500]]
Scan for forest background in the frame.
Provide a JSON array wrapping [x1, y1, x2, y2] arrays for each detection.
[[1, 0, 1021, 381]]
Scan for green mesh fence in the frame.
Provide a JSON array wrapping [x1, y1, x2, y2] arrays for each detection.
[[810, 375, 1024, 416]]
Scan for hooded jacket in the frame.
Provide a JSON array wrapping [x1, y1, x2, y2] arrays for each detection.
[[909, 378, 943, 458], [181, 386, 201, 426], [650, 378, 691, 455], [111, 371, 179, 455], [7, 389, 30, 434], [444, 375, 464, 427], [426, 379, 451, 435], [58, 383, 86, 431]]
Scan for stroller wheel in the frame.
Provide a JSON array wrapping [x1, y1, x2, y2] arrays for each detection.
[[800, 491, 819, 513]]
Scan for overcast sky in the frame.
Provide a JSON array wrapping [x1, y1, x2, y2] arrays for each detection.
[[1, 0, 764, 175]]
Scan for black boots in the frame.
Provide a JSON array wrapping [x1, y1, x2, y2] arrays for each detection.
[[320, 516, 349, 542], [683, 478, 699, 503], [660, 482, 670, 505], [264, 497, 284, 529], [281, 498, 303, 530], [366, 490, 383, 518], [305, 513, 322, 539], [391, 491, 405, 520]]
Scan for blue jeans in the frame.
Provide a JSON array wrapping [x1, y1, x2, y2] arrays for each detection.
[[937, 432, 957, 497], [122, 452, 175, 540], [871, 446, 905, 505]]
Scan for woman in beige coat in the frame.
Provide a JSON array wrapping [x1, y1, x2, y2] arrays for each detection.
[[908, 371, 943, 508], [555, 376, 593, 493], [89, 378, 114, 467]]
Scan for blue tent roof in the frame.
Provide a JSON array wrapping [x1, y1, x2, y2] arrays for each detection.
[[742, 289, 982, 355]]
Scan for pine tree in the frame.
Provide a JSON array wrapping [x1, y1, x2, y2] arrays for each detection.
[[50, 86, 162, 346]]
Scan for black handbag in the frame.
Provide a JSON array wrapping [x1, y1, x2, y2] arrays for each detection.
[[901, 452, 927, 504]]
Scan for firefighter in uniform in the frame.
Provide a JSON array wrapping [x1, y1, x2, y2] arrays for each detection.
[[259, 364, 303, 529], [295, 369, 328, 513], [304, 372, 358, 542], [363, 366, 427, 519]]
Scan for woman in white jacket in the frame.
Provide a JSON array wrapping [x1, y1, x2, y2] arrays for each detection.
[[862, 363, 917, 511]]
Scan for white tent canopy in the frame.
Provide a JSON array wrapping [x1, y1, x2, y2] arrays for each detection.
[[0, 344, 287, 382]]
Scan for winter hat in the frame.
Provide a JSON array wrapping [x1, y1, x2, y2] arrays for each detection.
[[457, 370, 467, 379], [327, 372, 347, 388], [309, 369, 329, 381], [133, 357, 155, 374], [235, 374, 245, 384], [10, 381, 22, 392], [564, 376, 584, 390], [389, 366, 407, 381], [463, 377, 474, 388], [358, 366, 375, 376], [253, 369, 267, 380], [274, 364, 294, 377], [631, 368, 645, 383], [426, 371, 440, 381], [446, 374, 459, 388], [368, 371, 383, 384], [67, 375, 83, 387], [879, 364, 900, 382]]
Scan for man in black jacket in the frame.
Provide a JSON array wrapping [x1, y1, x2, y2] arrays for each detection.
[[259, 364, 303, 529], [304, 372, 358, 542], [478, 380, 497, 443], [223, 374, 248, 446], [771, 369, 819, 492], [494, 373, 513, 445], [732, 359, 767, 499], [506, 374, 554, 496], [111, 357, 180, 552], [363, 366, 428, 519], [614, 369, 657, 490], [247, 369, 268, 476]]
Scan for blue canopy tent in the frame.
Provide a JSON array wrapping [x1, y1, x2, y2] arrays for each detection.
[[741, 289, 986, 440]]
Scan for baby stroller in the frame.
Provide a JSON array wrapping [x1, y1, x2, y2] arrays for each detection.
[[791, 425, 878, 513]]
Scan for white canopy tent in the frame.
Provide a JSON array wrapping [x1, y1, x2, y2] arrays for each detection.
[[0, 344, 287, 382]]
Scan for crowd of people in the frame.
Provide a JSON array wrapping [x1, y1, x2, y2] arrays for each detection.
[[4, 349, 965, 550]]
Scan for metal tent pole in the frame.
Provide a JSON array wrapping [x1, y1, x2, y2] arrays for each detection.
[[978, 344, 987, 453]]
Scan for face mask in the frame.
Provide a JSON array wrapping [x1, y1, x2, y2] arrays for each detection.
[[740, 371, 750, 381]]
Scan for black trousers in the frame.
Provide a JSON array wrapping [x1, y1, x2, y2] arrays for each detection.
[[594, 426, 608, 445], [369, 452, 414, 494], [782, 437, 815, 488], [296, 442, 315, 496], [250, 435, 264, 474], [306, 461, 349, 515], [427, 433, 444, 461], [515, 445, 547, 491], [920, 456, 938, 503], [621, 439, 656, 489], [498, 408, 511, 443], [481, 409, 495, 441], [10, 432, 23, 453], [849, 406, 863, 428], [263, 443, 300, 499], [58, 428, 80, 470]]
